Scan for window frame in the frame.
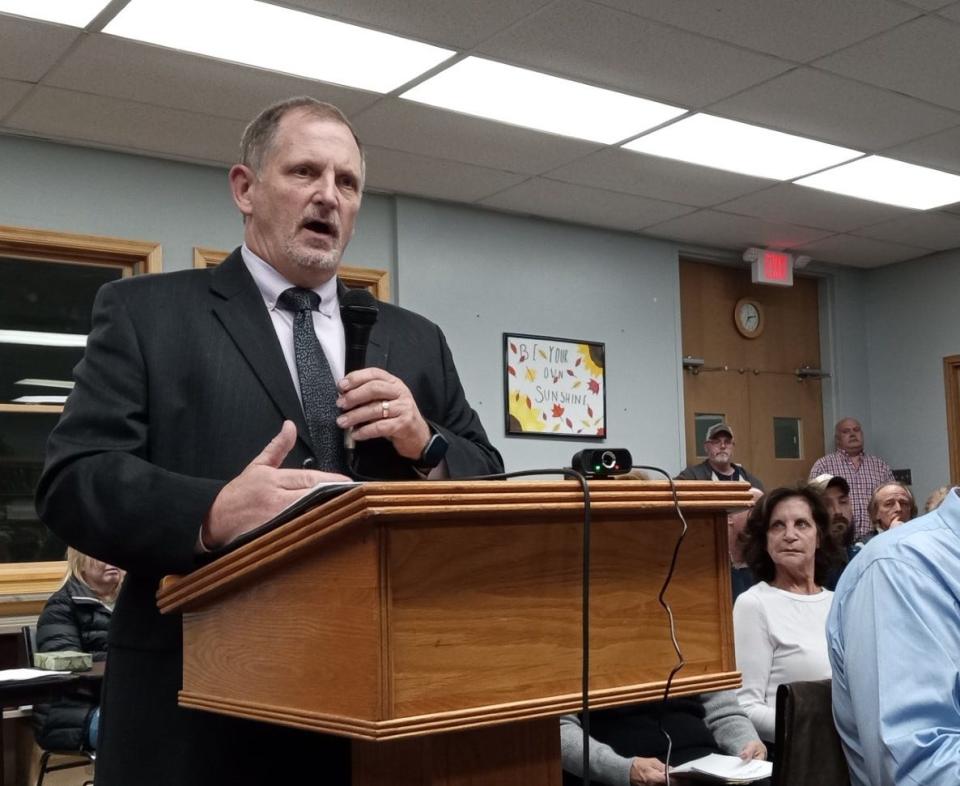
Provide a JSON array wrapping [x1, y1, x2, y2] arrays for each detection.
[[0, 224, 162, 613]]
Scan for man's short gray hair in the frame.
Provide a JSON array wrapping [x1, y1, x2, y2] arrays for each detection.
[[239, 96, 366, 186]]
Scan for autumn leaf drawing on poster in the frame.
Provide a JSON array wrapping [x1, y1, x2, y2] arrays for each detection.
[[504, 334, 606, 438]]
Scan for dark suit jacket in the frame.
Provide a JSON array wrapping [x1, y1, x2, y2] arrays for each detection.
[[36, 249, 502, 785]]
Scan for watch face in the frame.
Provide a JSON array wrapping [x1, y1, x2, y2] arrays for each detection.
[[419, 432, 449, 469]]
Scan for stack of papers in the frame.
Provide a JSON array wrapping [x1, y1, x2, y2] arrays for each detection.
[[670, 753, 772, 783], [0, 669, 69, 681]]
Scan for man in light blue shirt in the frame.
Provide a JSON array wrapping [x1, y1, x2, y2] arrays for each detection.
[[826, 486, 960, 785]]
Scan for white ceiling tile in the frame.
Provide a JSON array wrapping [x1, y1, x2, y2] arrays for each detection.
[[476, 0, 791, 108], [266, 0, 552, 49], [364, 146, 527, 202], [709, 68, 960, 150], [641, 209, 833, 249], [1, 3, 958, 270], [45, 35, 381, 121], [5, 87, 244, 164], [352, 98, 601, 175], [815, 16, 960, 111], [884, 125, 960, 175], [793, 234, 928, 266], [0, 79, 32, 120], [0, 14, 80, 82], [597, 0, 917, 62], [716, 183, 908, 232], [478, 177, 695, 231], [546, 148, 773, 207], [852, 211, 960, 250]]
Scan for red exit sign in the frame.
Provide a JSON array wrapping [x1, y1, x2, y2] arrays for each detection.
[[751, 250, 794, 286]]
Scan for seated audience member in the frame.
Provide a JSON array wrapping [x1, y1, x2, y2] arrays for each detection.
[[676, 423, 764, 489], [866, 481, 917, 539], [828, 488, 960, 785], [809, 474, 856, 589], [733, 486, 837, 743], [34, 548, 123, 752], [560, 690, 765, 785], [728, 488, 764, 602], [925, 485, 950, 513]]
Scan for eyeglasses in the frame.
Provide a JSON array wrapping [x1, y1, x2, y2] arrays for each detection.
[[708, 437, 734, 446]]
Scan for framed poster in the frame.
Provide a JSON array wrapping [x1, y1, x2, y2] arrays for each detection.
[[504, 333, 606, 439]]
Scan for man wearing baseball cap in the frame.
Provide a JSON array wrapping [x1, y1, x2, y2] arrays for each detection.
[[810, 473, 857, 588], [676, 423, 764, 489]]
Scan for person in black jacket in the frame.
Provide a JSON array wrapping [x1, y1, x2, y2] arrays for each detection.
[[34, 548, 123, 751], [676, 423, 765, 489]]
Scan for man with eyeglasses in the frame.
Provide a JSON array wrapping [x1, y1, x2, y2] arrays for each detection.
[[676, 423, 765, 490]]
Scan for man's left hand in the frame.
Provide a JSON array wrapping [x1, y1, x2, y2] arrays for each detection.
[[336, 368, 431, 460]]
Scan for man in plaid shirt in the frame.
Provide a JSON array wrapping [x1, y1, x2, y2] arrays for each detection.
[[809, 417, 894, 541]]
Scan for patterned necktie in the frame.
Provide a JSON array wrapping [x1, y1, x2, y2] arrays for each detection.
[[277, 287, 343, 472]]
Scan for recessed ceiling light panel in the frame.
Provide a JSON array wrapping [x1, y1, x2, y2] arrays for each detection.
[[624, 114, 862, 181], [0, 0, 110, 27], [15, 378, 75, 389], [401, 57, 686, 144], [104, 0, 455, 93], [0, 329, 87, 347], [796, 155, 960, 210]]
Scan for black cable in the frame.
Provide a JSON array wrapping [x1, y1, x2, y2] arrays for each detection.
[[632, 465, 689, 786]]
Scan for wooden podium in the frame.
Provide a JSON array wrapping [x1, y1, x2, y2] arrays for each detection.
[[157, 480, 748, 785]]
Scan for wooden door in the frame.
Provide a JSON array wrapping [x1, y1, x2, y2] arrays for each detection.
[[680, 261, 824, 490], [944, 355, 960, 485]]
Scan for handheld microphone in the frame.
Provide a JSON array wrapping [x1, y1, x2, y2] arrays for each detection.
[[340, 289, 379, 462]]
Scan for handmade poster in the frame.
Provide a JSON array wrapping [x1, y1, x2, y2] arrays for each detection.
[[504, 333, 606, 439]]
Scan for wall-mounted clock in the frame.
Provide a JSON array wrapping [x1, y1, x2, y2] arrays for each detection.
[[734, 297, 764, 339]]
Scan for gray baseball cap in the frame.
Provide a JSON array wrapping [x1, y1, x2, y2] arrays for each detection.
[[706, 423, 734, 441]]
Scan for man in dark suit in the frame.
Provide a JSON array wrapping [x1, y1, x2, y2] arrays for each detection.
[[36, 97, 502, 786]]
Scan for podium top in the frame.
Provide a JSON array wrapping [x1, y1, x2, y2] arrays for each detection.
[[157, 479, 750, 615]]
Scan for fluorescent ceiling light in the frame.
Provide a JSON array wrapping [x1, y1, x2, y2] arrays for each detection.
[[401, 57, 686, 144], [104, 0, 454, 93], [623, 114, 862, 180], [15, 378, 75, 389], [0, 0, 110, 27], [796, 156, 960, 210], [0, 330, 86, 347], [12, 395, 69, 404]]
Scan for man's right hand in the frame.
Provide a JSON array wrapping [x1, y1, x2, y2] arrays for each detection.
[[199, 420, 350, 551]]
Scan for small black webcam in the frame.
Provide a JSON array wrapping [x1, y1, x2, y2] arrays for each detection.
[[571, 448, 633, 478]]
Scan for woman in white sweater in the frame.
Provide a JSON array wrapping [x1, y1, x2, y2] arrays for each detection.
[[733, 485, 840, 742]]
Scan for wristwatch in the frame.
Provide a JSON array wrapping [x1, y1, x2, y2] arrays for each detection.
[[416, 430, 449, 470]]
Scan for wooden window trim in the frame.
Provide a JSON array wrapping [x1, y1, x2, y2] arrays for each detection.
[[0, 224, 162, 274], [0, 224, 163, 603], [193, 246, 390, 301], [945, 355, 960, 486]]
